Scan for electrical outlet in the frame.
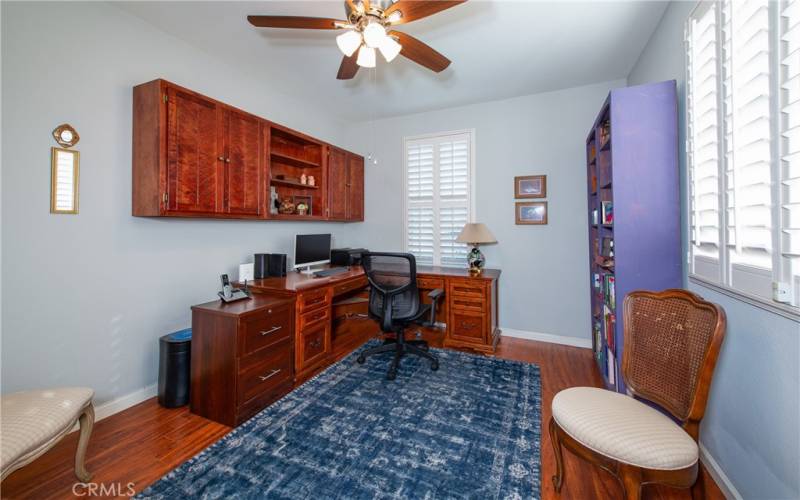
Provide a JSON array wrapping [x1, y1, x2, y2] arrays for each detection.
[[773, 282, 794, 304]]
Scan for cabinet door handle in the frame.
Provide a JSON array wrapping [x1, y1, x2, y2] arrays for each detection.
[[258, 369, 281, 381], [218, 156, 225, 161], [260, 326, 282, 336], [225, 158, 231, 163]]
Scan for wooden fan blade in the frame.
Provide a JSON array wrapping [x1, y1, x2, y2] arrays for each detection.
[[337, 54, 360, 80], [384, 1, 466, 25], [390, 31, 451, 72], [247, 16, 344, 29]]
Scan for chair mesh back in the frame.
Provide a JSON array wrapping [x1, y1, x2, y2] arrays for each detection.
[[362, 253, 419, 324], [623, 292, 719, 421]]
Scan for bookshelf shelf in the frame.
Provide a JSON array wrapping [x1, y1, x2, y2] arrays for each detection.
[[270, 178, 320, 190], [585, 81, 681, 393]]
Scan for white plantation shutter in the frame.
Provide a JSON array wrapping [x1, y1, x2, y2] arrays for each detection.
[[781, 0, 800, 305], [686, 1, 800, 311], [723, 0, 774, 298], [687, 2, 722, 281], [405, 132, 473, 266]]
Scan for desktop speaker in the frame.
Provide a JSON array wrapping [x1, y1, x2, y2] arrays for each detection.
[[255, 253, 287, 278], [268, 253, 287, 277]]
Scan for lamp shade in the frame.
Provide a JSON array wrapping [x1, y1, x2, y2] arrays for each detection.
[[456, 223, 497, 244]]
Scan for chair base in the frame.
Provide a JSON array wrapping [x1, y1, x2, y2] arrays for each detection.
[[356, 335, 439, 380]]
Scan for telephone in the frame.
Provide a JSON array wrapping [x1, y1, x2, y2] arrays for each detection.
[[218, 274, 250, 303]]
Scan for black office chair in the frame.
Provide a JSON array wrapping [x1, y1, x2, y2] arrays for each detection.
[[357, 252, 443, 380]]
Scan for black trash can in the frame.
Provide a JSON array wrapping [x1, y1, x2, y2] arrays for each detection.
[[158, 328, 191, 408]]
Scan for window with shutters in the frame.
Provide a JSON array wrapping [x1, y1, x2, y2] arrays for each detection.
[[685, 0, 800, 314], [404, 131, 474, 266]]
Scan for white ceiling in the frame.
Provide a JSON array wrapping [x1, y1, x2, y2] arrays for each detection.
[[116, 1, 669, 122]]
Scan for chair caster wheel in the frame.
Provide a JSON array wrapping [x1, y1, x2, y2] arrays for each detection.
[[356, 355, 366, 364], [387, 371, 397, 381], [431, 361, 439, 371]]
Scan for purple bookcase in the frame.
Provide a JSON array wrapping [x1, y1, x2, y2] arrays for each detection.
[[585, 80, 682, 393]]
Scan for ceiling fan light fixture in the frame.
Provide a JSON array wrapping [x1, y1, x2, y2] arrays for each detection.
[[386, 11, 403, 24], [356, 45, 376, 68], [362, 21, 386, 48], [336, 30, 362, 57], [378, 35, 402, 62]]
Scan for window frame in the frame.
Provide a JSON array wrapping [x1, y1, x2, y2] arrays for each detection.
[[402, 129, 477, 266], [685, 0, 800, 321]]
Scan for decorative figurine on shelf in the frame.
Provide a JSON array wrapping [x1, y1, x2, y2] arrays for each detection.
[[455, 223, 497, 274], [308, 175, 316, 187], [296, 202, 308, 216], [300, 173, 308, 185], [278, 199, 295, 214]]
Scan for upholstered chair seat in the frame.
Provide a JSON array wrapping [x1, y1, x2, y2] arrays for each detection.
[[1, 387, 95, 481], [552, 387, 698, 470]]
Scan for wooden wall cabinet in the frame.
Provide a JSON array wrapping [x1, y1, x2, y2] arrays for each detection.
[[328, 147, 364, 222], [133, 79, 362, 222]]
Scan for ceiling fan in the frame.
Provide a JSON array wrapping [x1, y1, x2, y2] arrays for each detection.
[[247, 0, 466, 80]]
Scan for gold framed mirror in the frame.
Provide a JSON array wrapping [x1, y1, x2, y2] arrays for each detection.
[[51, 147, 80, 214]]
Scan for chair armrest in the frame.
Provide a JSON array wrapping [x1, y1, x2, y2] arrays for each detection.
[[425, 288, 445, 326], [428, 288, 444, 301]]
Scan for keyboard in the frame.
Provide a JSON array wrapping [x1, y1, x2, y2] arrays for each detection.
[[313, 267, 349, 278]]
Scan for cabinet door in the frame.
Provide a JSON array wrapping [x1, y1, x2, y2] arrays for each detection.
[[166, 87, 223, 214], [225, 110, 262, 216], [328, 147, 348, 220], [346, 153, 364, 221]]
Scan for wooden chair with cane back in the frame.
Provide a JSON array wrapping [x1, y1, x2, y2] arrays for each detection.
[[549, 289, 726, 499]]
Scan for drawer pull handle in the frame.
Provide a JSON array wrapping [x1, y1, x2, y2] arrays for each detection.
[[310, 339, 322, 349], [306, 296, 325, 306], [260, 326, 282, 336], [258, 369, 281, 381]]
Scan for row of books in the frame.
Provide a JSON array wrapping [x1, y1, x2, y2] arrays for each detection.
[[592, 272, 616, 309], [590, 202, 614, 225]]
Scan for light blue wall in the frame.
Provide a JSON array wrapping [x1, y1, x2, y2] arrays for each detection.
[[345, 80, 625, 341], [0, 2, 361, 405], [628, 2, 800, 498]]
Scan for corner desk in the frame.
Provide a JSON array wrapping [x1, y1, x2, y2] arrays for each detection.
[[190, 265, 500, 426]]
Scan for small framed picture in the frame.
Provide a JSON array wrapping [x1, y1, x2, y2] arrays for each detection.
[[515, 175, 546, 198], [516, 201, 548, 225]]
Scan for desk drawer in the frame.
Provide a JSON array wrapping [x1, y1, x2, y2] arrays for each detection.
[[449, 310, 486, 342], [298, 321, 329, 370], [238, 337, 293, 405], [300, 306, 329, 330], [333, 276, 368, 297], [240, 305, 292, 356], [298, 288, 331, 313], [448, 279, 487, 299], [417, 277, 445, 290], [450, 296, 484, 313]]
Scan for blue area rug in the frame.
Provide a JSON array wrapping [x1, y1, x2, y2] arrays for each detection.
[[140, 342, 541, 499]]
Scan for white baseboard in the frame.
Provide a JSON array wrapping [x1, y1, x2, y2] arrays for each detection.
[[70, 384, 158, 432], [501, 327, 592, 349], [94, 384, 158, 421], [699, 443, 741, 500]]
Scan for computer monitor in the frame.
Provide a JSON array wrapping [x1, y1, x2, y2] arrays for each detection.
[[293, 233, 332, 274]]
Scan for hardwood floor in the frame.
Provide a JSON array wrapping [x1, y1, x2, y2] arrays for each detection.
[[1, 336, 724, 499]]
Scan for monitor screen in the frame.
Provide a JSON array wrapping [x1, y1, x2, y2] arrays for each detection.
[[294, 234, 332, 268]]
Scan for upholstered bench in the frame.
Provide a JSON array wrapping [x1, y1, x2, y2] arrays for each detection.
[[1, 387, 95, 481]]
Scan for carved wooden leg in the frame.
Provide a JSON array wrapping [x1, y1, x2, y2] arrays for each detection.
[[549, 418, 565, 493], [74, 404, 94, 482], [619, 464, 643, 500], [691, 469, 706, 500]]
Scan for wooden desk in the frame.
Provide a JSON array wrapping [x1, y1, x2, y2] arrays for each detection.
[[245, 265, 501, 383], [191, 265, 501, 425]]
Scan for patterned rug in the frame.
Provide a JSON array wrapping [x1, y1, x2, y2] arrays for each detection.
[[140, 342, 541, 499]]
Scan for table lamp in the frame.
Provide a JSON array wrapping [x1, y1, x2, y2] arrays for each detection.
[[456, 223, 497, 274]]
